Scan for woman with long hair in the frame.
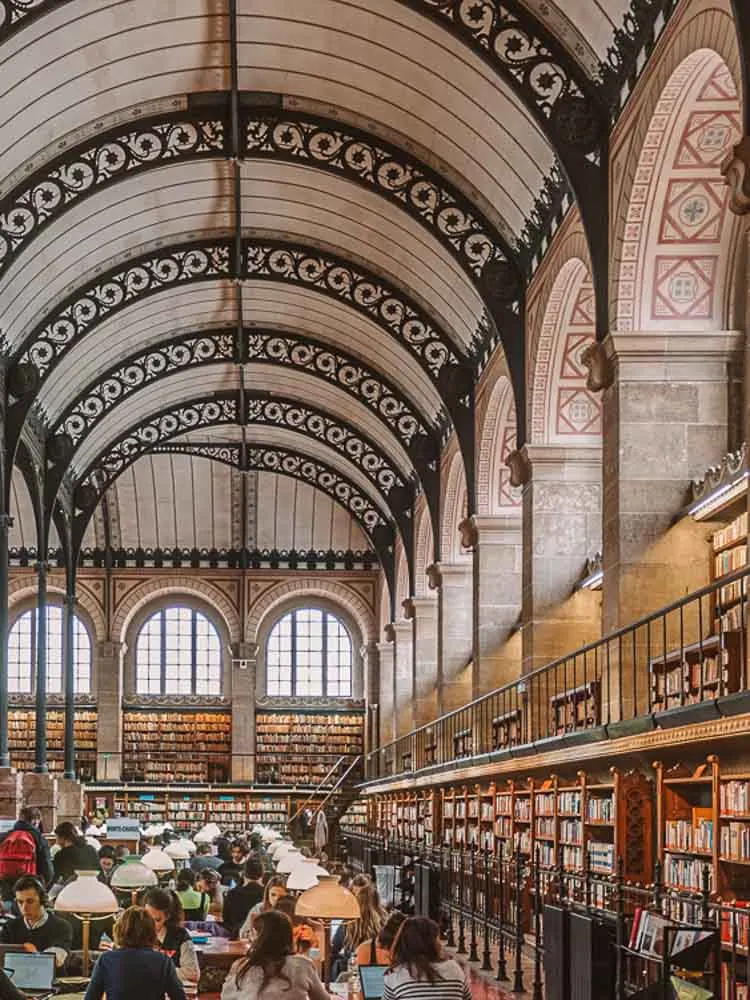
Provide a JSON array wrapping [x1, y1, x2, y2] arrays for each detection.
[[196, 867, 224, 919], [239, 875, 287, 938], [355, 910, 406, 967], [331, 880, 384, 978], [142, 887, 200, 986], [383, 917, 470, 1000], [221, 910, 330, 1000]]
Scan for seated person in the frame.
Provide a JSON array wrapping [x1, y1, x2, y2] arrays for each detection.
[[218, 839, 249, 887], [142, 887, 199, 986], [52, 822, 100, 884], [195, 868, 223, 920], [0, 875, 72, 968], [355, 910, 406, 966], [0, 969, 25, 1000], [238, 876, 287, 939], [189, 843, 222, 874], [175, 869, 208, 921], [221, 856, 263, 938]]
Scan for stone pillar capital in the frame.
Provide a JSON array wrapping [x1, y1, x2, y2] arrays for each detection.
[[426, 560, 472, 589], [384, 619, 411, 643], [722, 136, 750, 215], [521, 443, 602, 482], [231, 641, 258, 663], [376, 640, 394, 655], [402, 595, 437, 620], [96, 640, 122, 660], [468, 513, 522, 545], [603, 330, 742, 382]]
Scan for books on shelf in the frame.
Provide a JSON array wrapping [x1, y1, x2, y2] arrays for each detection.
[[664, 852, 714, 893], [587, 840, 614, 873], [721, 779, 750, 815], [712, 512, 747, 552], [586, 795, 613, 823], [558, 790, 581, 815], [720, 821, 750, 862]]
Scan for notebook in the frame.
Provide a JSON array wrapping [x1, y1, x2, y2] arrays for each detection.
[[3, 951, 56, 996], [359, 964, 388, 1000]]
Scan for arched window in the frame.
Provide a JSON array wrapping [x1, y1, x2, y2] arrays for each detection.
[[8, 607, 92, 695], [266, 608, 352, 698], [135, 606, 222, 696]]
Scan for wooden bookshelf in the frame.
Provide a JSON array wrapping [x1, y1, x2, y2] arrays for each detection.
[[492, 709, 523, 750], [122, 709, 231, 783], [255, 709, 364, 785], [86, 786, 292, 835], [551, 681, 600, 734], [340, 800, 368, 833], [9, 708, 97, 780]]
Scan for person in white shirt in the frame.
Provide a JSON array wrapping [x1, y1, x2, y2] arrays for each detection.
[[382, 917, 471, 1000]]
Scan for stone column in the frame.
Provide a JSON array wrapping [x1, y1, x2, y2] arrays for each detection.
[[595, 331, 740, 716], [429, 562, 473, 715], [521, 445, 602, 676], [377, 640, 395, 746], [95, 641, 123, 781], [462, 514, 522, 697], [62, 582, 76, 780], [0, 512, 12, 768], [34, 561, 48, 773], [360, 642, 379, 756], [386, 620, 414, 739], [230, 642, 256, 783], [404, 596, 438, 728]]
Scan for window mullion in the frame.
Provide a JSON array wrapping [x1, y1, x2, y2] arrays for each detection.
[[322, 611, 328, 697], [160, 609, 167, 695], [291, 610, 297, 697], [191, 611, 197, 695]]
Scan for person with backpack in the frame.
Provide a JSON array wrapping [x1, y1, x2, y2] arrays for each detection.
[[52, 822, 100, 884], [0, 808, 53, 901]]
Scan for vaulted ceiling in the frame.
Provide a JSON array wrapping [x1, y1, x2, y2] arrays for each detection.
[[0, 0, 680, 607]]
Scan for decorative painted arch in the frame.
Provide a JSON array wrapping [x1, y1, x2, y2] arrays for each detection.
[[8, 575, 106, 642], [246, 578, 376, 647], [440, 446, 469, 564], [112, 575, 242, 647], [609, 0, 744, 330], [476, 369, 520, 515], [413, 498, 435, 598]]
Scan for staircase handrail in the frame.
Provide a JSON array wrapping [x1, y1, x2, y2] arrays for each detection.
[[287, 754, 348, 825], [310, 755, 362, 820]]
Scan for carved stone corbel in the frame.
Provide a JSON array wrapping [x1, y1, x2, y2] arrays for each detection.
[[505, 449, 531, 488], [581, 341, 614, 392], [402, 598, 415, 620], [458, 516, 477, 550], [425, 563, 441, 591], [722, 137, 750, 215]]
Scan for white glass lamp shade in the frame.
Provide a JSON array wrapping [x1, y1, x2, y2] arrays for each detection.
[[270, 841, 295, 860], [285, 861, 329, 891], [55, 872, 118, 915], [295, 876, 360, 920], [110, 859, 158, 891], [276, 851, 304, 874], [175, 838, 196, 855], [85, 837, 102, 852], [141, 848, 175, 873], [164, 841, 191, 860]]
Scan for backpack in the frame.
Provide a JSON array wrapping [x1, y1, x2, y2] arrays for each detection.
[[0, 829, 37, 878]]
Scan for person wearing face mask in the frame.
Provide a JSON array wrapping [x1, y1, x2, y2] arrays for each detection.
[[142, 887, 199, 987]]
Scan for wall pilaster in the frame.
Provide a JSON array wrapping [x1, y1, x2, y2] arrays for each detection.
[[231, 642, 256, 783], [386, 620, 413, 738], [521, 445, 602, 675], [377, 640, 395, 746], [430, 562, 473, 715], [404, 596, 438, 728], [95, 641, 123, 781]]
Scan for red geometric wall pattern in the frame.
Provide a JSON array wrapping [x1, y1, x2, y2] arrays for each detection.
[[617, 52, 740, 331], [555, 278, 601, 437]]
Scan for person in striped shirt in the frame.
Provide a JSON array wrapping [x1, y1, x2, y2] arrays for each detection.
[[383, 918, 472, 1000]]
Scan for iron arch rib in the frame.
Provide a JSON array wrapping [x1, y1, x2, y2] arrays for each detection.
[[71, 410, 398, 600], [47, 329, 434, 541]]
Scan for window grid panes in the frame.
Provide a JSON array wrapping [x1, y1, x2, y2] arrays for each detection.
[[7, 608, 92, 695], [266, 609, 352, 698], [135, 607, 222, 696]]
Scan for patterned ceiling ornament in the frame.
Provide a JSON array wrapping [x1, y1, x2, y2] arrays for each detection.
[[55, 333, 236, 445], [0, 0, 49, 42], [404, 0, 603, 150], [243, 242, 462, 377], [244, 113, 512, 272], [154, 442, 390, 533], [0, 119, 226, 277], [77, 397, 238, 497], [14, 241, 232, 378]]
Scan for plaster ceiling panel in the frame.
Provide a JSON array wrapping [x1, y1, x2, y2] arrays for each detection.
[[1, 0, 552, 241], [112, 453, 235, 552], [239, 0, 553, 232], [39, 284, 237, 422], [239, 161, 483, 347], [254, 473, 368, 554], [519, 0, 631, 61], [8, 466, 36, 550], [0, 0, 226, 184], [72, 363, 241, 477]]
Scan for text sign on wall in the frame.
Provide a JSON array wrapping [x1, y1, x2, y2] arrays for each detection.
[[107, 818, 141, 840]]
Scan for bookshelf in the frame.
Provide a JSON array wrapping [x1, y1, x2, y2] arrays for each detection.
[[122, 709, 231, 783], [492, 708, 524, 751], [9, 708, 97, 780], [255, 709, 364, 785], [86, 786, 292, 835], [551, 681, 600, 734], [339, 800, 368, 834]]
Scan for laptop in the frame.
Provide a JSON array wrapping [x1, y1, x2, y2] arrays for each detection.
[[359, 964, 388, 1000], [3, 951, 56, 997]]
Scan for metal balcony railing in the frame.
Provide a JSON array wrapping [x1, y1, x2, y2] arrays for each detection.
[[366, 567, 750, 782]]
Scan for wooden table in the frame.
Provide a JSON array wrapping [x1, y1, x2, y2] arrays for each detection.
[[195, 937, 249, 992]]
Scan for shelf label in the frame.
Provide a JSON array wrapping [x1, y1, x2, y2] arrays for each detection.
[[219, 795, 235, 802], [138, 794, 156, 801], [107, 818, 141, 841], [0, 819, 15, 835]]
